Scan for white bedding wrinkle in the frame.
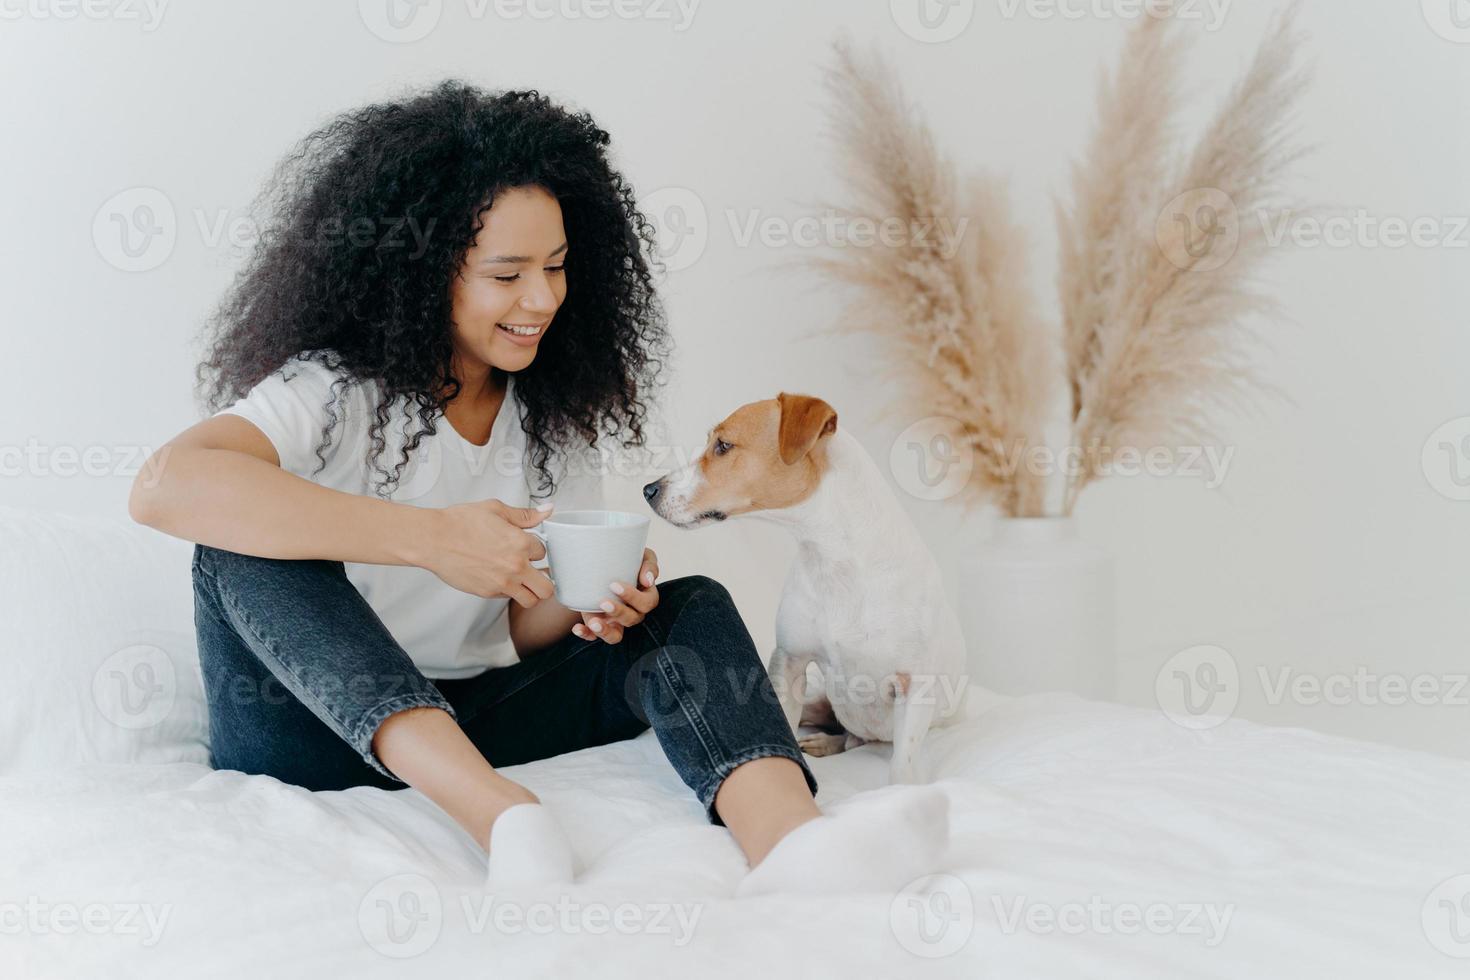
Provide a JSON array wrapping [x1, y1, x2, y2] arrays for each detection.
[[3, 693, 1467, 980]]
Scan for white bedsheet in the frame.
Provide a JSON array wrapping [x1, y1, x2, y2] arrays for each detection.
[[4, 693, 1465, 979]]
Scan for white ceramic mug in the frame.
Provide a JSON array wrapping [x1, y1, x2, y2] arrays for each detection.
[[529, 510, 651, 612]]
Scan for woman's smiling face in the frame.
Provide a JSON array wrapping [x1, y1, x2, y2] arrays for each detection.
[[450, 184, 569, 376]]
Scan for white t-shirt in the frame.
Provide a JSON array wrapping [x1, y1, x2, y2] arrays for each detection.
[[214, 353, 604, 679]]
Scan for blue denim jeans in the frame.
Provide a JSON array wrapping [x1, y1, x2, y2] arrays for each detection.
[[190, 544, 817, 826]]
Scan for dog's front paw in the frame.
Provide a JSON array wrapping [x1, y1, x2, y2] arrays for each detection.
[[798, 731, 850, 757]]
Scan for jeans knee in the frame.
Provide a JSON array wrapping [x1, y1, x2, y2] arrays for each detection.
[[661, 574, 734, 612], [193, 543, 344, 592], [648, 574, 765, 679], [193, 543, 257, 581]]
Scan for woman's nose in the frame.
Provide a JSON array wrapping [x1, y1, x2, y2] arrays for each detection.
[[520, 275, 558, 313]]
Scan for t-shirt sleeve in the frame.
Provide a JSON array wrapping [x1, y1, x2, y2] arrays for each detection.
[[213, 355, 358, 483]]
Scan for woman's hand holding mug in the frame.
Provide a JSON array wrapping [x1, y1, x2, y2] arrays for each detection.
[[423, 499, 556, 607], [573, 547, 660, 645]]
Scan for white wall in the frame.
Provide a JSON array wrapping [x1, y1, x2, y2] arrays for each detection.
[[2, 0, 1466, 757]]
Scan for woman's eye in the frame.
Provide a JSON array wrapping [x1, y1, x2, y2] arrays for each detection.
[[494, 266, 562, 283], [713, 440, 733, 456]]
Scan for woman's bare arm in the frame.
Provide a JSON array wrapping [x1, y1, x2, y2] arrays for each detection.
[[508, 598, 583, 659], [127, 414, 432, 566], [130, 414, 557, 604]]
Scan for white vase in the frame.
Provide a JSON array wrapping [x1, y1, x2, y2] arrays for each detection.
[[956, 517, 1116, 700]]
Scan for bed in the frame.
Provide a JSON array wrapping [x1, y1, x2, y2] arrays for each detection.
[[2, 505, 1464, 979]]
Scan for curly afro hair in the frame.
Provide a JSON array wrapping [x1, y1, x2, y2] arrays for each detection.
[[196, 80, 669, 500]]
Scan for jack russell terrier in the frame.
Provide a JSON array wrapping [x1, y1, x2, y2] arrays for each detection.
[[641, 393, 969, 784]]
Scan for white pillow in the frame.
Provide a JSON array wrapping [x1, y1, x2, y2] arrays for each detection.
[[0, 505, 209, 771]]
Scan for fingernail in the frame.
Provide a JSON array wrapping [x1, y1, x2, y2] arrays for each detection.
[[609, 582, 624, 595], [590, 620, 603, 632], [599, 600, 615, 613], [643, 571, 655, 586]]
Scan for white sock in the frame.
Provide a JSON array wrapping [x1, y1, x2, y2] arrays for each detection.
[[734, 784, 951, 899], [485, 803, 577, 892]]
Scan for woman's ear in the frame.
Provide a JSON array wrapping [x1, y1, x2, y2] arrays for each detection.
[[776, 393, 838, 465]]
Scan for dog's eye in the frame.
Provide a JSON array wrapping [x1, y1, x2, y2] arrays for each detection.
[[713, 439, 733, 456]]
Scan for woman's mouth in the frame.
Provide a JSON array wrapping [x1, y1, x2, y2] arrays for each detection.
[[497, 321, 547, 347]]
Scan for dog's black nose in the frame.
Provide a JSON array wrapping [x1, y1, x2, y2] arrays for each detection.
[[642, 480, 662, 503]]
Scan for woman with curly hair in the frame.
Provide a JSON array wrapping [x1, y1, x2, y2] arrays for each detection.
[[130, 81, 946, 895]]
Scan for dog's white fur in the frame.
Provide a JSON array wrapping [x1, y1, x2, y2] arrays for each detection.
[[648, 412, 968, 784]]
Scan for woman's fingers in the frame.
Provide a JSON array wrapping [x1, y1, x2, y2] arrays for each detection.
[[639, 548, 659, 585], [596, 593, 640, 627], [577, 615, 623, 644], [608, 580, 658, 616], [523, 568, 555, 601]]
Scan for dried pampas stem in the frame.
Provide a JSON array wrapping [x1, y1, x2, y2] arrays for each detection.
[[815, 39, 1054, 517], [814, 12, 1305, 518], [1060, 10, 1308, 513]]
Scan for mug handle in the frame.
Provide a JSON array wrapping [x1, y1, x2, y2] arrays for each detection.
[[526, 525, 550, 570]]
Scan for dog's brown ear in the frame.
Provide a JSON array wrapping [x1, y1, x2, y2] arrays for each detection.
[[777, 393, 838, 465]]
